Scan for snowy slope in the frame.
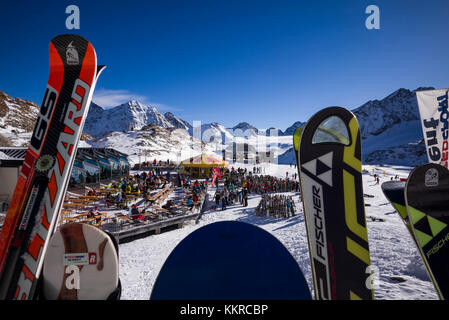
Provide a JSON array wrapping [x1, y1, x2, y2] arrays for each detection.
[[277, 147, 296, 165], [353, 88, 423, 139], [119, 163, 437, 300], [362, 120, 426, 165], [0, 90, 40, 146]]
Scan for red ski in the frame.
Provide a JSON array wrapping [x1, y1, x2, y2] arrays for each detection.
[[0, 34, 105, 300]]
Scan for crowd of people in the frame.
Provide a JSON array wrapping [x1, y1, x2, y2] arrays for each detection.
[[104, 170, 173, 208], [140, 158, 175, 168], [93, 163, 302, 223], [213, 186, 249, 211], [208, 166, 301, 213], [222, 169, 300, 195], [255, 194, 297, 219]]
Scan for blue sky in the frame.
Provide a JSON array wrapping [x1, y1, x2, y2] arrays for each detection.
[[1, 0, 449, 131]]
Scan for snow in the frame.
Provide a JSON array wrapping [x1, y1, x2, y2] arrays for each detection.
[[118, 163, 438, 300], [0, 128, 32, 147]]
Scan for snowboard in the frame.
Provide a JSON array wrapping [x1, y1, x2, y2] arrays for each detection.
[[150, 221, 311, 300], [405, 163, 449, 300], [41, 223, 120, 300], [0, 34, 104, 300], [298, 106, 374, 300]]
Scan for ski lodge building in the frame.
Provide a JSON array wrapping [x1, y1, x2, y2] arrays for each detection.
[[0, 147, 130, 210]]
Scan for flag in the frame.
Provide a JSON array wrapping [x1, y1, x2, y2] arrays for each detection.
[[211, 167, 222, 187], [416, 88, 449, 168]]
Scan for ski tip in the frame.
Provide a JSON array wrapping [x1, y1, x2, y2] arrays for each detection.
[[98, 65, 107, 72], [51, 34, 89, 43], [381, 181, 406, 205]]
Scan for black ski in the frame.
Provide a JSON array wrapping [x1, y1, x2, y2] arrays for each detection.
[[298, 106, 374, 300], [405, 163, 449, 299]]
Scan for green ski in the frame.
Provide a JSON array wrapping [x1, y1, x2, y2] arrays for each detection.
[[405, 163, 449, 300]]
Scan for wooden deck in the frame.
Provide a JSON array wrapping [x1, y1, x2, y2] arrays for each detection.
[[102, 212, 200, 243], [101, 191, 209, 244]]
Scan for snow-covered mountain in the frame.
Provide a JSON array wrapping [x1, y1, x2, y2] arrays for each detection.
[[276, 88, 431, 166], [232, 122, 259, 135], [164, 112, 192, 131], [352, 88, 426, 139], [84, 100, 176, 138], [190, 122, 285, 144], [189, 122, 234, 144], [352, 87, 432, 165], [86, 99, 284, 142], [283, 121, 306, 136], [229, 122, 285, 137], [88, 124, 217, 165]]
